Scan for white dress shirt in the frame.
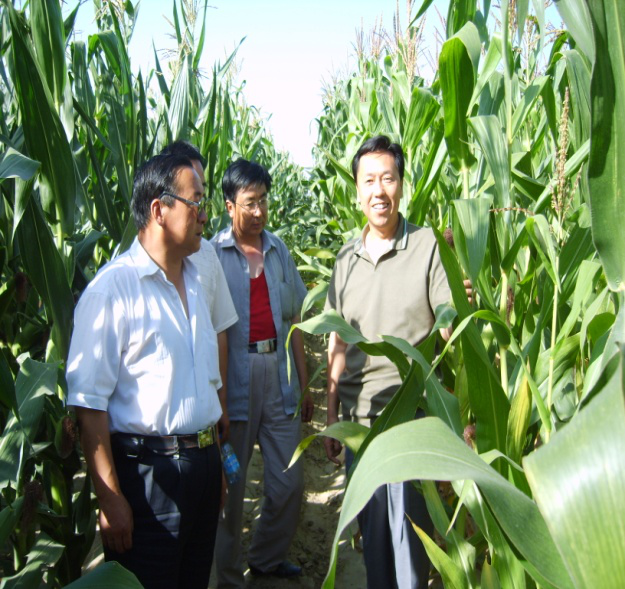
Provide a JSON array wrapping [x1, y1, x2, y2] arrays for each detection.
[[67, 238, 223, 435], [189, 238, 238, 334]]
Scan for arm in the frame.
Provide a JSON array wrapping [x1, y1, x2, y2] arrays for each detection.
[[75, 407, 133, 553], [217, 330, 230, 442], [291, 314, 312, 422], [324, 331, 347, 464]]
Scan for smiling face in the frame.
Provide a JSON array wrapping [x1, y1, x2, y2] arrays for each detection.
[[162, 166, 207, 257], [355, 151, 403, 239], [226, 183, 268, 243]]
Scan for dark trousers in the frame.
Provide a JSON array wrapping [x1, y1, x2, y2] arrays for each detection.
[[346, 449, 433, 589], [105, 437, 222, 589]]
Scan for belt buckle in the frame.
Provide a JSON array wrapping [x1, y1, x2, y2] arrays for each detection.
[[257, 339, 272, 354], [197, 426, 214, 448]]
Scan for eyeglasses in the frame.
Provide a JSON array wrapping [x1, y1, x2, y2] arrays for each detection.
[[233, 198, 269, 213], [159, 191, 209, 215]]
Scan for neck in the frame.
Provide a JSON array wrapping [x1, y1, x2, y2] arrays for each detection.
[[138, 231, 184, 283], [367, 217, 399, 242], [233, 227, 263, 251]]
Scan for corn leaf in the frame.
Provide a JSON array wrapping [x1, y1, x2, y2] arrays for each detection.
[[587, 0, 625, 292], [524, 350, 625, 589], [322, 418, 572, 589]]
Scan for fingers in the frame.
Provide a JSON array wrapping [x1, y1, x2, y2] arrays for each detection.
[[99, 495, 133, 553], [323, 437, 342, 465]]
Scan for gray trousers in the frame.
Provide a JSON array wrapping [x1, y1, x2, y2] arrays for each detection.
[[215, 351, 303, 588], [346, 449, 432, 589]]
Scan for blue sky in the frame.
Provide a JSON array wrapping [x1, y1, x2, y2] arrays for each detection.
[[70, 0, 452, 167]]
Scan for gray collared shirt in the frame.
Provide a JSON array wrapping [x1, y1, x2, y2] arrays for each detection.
[[211, 226, 307, 420]]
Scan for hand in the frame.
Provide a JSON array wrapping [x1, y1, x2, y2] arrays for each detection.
[[300, 393, 314, 423], [323, 436, 342, 465], [463, 279, 474, 305], [323, 415, 342, 465], [218, 412, 230, 444], [98, 493, 133, 553]]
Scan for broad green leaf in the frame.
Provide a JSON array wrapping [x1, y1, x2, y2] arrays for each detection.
[[412, 523, 468, 589], [553, 0, 595, 63], [16, 198, 74, 361], [439, 22, 479, 172], [468, 116, 509, 208], [0, 350, 16, 412], [30, 0, 66, 106], [0, 498, 24, 549], [0, 533, 64, 589], [511, 76, 549, 140], [8, 4, 76, 235], [63, 562, 143, 588], [169, 53, 191, 140], [0, 148, 40, 181], [525, 215, 561, 291], [587, 0, 625, 292], [470, 35, 502, 109], [524, 351, 625, 589], [434, 229, 510, 455], [453, 197, 491, 284], [322, 418, 572, 589], [403, 88, 440, 152]]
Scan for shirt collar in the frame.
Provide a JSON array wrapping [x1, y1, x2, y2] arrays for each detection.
[[354, 214, 408, 256], [221, 225, 275, 254], [129, 237, 199, 282]]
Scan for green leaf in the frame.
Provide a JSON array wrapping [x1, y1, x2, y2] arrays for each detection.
[[0, 533, 64, 589], [0, 148, 40, 181], [63, 562, 143, 588], [288, 421, 369, 469], [30, 0, 67, 106], [322, 418, 572, 589], [7, 4, 76, 235], [452, 197, 491, 284], [587, 0, 625, 292], [553, 0, 595, 63], [524, 350, 625, 589], [506, 374, 532, 463], [439, 22, 480, 171], [525, 215, 561, 291], [16, 198, 74, 361], [468, 116, 509, 208]]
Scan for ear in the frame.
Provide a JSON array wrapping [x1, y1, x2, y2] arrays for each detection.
[[225, 199, 235, 220], [150, 198, 167, 226]]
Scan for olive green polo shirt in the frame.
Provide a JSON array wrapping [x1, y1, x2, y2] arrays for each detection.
[[325, 215, 450, 422]]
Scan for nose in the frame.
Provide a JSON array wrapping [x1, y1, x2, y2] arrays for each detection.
[[198, 208, 208, 224], [371, 178, 384, 196], [252, 204, 263, 217]]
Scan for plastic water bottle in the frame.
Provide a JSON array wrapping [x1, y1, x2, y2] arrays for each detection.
[[221, 442, 241, 485]]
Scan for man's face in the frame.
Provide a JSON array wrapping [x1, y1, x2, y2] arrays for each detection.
[[226, 183, 268, 240], [356, 152, 402, 238], [162, 166, 207, 256]]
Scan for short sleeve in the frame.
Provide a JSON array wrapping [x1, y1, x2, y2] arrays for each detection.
[[66, 291, 126, 411], [428, 241, 451, 312]]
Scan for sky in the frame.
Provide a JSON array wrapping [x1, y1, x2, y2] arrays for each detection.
[[70, 0, 450, 167]]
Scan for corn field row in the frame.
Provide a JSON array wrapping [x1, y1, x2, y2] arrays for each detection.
[[0, 0, 623, 587]]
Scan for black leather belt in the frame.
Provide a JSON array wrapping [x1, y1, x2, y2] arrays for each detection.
[[112, 425, 218, 456], [249, 338, 277, 353]]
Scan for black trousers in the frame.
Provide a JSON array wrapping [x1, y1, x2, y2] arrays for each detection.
[[105, 437, 222, 589]]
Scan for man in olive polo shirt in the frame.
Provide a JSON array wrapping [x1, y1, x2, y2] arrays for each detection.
[[324, 135, 464, 589]]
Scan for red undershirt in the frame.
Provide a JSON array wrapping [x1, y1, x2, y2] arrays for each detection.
[[249, 271, 277, 343]]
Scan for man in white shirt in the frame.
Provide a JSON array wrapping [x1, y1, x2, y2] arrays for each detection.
[[66, 153, 236, 589]]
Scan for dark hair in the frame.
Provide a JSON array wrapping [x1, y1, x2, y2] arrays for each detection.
[[160, 140, 206, 168], [222, 158, 272, 203], [351, 135, 405, 181], [131, 154, 194, 230]]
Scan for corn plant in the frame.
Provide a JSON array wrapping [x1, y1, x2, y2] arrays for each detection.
[[0, 0, 304, 585], [293, 0, 625, 587]]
